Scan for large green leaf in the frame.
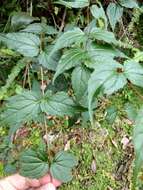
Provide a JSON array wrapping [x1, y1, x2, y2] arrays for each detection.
[[53, 48, 90, 81], [10, 12, 39, 31], [124, 103, 137, 122], [19, 149, 49, 178], [88, 59, 143, 123], [133, 108, 143, 184], [124, 60, 143, 87], [50, 28, 86, 55], [1, 90, 77, 127], [38, 46, 61, 71], [107, 3, 123, 31], [87, 43, 126, 67], [55, 0, 89, 8], [88, 60, 127, 123], [0, 33, 40, 57], [41, 91, 77, 117], [89, 28, 117, 44], [106, 105, 117, 124], [22, 23, 58, 35], [1, 91, 41, 126], [72, 66, 90, 105], [50, 151, 78, 182], [90, 4, 107, 29], [0, 58, 28, 100], [119, 0, 139, 8]]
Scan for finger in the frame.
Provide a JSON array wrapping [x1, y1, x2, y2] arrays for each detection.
[[39, 174, 62, 187], [26, 178, 41, 187], [39, 175, 51, 185], [5, 174, 29, 190], [52, 178, 62, 187], [36, 183, 56, 190]]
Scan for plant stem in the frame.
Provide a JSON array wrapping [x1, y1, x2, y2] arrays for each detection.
[[59, 8, 67, 32], [44, 116, 49, 147], [27, 65, 31, 90], [30, 0, 33, 16], [40, 67, 44, 95], [40, 66, 49, 148]]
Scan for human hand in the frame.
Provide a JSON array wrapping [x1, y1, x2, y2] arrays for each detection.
[[0, 173, 61, 190]]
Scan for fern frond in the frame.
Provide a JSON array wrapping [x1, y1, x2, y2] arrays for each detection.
[[0, 58, 30, 100]]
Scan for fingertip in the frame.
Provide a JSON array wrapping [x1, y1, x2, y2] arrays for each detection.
[[38, 183, 56, 190], [27, 178, 41, 187], [39, 174, 51, 185], [52, 178, 62, 187]]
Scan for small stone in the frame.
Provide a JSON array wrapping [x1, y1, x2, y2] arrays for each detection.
[[121, 136, 130, 149]]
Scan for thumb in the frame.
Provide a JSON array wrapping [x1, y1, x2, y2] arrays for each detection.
[[36, 183, 56, 190]]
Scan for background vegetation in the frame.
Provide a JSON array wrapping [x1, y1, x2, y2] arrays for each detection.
[[0, 0, 143, 189]]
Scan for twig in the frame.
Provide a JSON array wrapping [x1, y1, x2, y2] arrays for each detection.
[[51, 13, 60, 30], [119, 18, 130, 41], [23, 65, 28, 88], [59, 8, 67, 32]]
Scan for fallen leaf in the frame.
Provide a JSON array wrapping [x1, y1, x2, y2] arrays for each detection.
[[43, 132, 59, 144], [91, 159, 97, 173]]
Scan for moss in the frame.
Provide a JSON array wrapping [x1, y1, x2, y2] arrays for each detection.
[[0, 163, 4, 178], [0, 87, 140, 188], [136, 13, 143, 48]]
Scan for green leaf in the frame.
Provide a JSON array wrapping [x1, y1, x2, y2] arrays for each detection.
[[1, 33, 40, 57], [0, 58, 27, 100], [10, 12, 39, 30], [38, 46, 61, 71], [107, 3, 123, 31], [106, 106, 117, 124], [134, 51, 143, 62], [53, 48, 89, 81], [50, 151, 78, 182], [48, 75, 69, 93], [90, 4, 108, 29], [1, 91, 41, 126], [87, 43, 126, 67], [124, 60, 143, 87], [22, 23, 58, 35], [119, 0, 139, 8], [88, 59, 143, 123], [72, 66, 90, 105], [41, 91, 77, 117], [124, 103, 137, 122], [1, 90, 77, 128], [4, 164, 16, 175], [51, 28, 86, 55], [89, 28, 117, 44], [19, 149, 49, 178], [55, 0, 89, 8], [88, 60, 127, 123], [133, 108, 143, 185]]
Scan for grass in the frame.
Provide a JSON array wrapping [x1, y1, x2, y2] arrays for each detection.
[[0, 87, 143, 189]]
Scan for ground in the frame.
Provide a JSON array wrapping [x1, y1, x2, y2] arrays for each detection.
[[1, 86, 143, 190]]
